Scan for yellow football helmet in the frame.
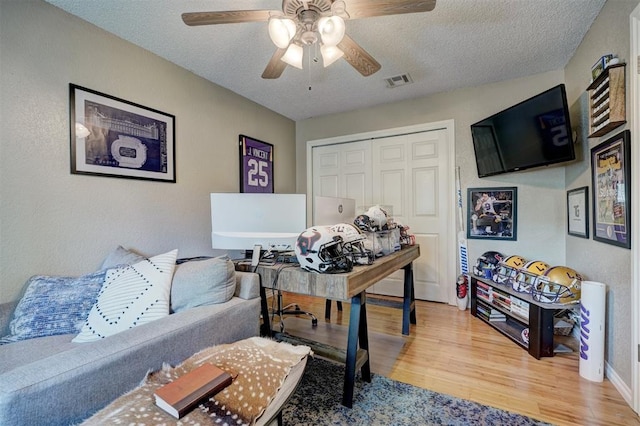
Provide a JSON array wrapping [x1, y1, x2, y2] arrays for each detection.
[[513, 260, 550, 293], [493, 255, 527, 286], [532, 266, 583, 304]]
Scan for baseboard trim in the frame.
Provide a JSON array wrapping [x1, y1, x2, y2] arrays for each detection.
[[606, 361, 633, 407]]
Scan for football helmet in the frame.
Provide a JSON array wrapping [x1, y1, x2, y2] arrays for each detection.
[[513, 260, 550, 294], [532, 266, 582, 304], [353, 214, 375, 232], [398, 223, 416, 246], [366, 205, 388, 230], [472, 251, 505, 278], [329, 223, 374, 265], [295, 226, 353, 273], [493, 255, 527, 285]]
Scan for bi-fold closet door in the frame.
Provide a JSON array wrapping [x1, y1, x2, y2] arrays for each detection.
[[310, 127, 453, 303]]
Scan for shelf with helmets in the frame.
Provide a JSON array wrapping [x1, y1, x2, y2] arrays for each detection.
[[469, 251, 583, 359]]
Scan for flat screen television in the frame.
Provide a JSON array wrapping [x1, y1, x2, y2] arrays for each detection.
[[210, 193, 306, 252], [471, 84, 575, 178]]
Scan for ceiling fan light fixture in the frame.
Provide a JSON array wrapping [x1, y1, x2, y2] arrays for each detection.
[[320, 45, 344, 67], [317, 15, 345, 46], [268, 16, 297, 49], [281, 43, 304, 69]]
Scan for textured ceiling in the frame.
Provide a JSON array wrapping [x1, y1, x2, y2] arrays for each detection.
[[44, 0, 605, 121]]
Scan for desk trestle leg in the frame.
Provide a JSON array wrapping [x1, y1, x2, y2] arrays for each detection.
[[402, 262, 417, 335], [342, 292, 371, 408]]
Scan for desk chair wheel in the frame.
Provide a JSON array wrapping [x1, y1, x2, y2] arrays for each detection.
[[274, 295, 318, 332]]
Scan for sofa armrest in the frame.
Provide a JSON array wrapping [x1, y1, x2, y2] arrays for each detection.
[[234, 271, 260, 300]]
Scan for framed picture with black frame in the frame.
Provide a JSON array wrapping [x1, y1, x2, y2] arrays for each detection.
[[69, 84, 176, 182], [239, 135, 274, 193], [467, 187, 517, 241], [590, 130, 631, 248], [567, 186, 589, 238]]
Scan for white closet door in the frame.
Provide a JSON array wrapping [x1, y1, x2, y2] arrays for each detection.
[[312, 141, 371, 208], [369, 130, 451, 302], [309, 125, 453, 304]]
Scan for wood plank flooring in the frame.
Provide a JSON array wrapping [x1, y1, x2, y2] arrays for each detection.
[[272, 294, 640, 426]]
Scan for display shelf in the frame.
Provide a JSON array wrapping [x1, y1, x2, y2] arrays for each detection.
[[587, 63, 626, 138], [476, 299, 528, 348], [470, 275, 568, 359]]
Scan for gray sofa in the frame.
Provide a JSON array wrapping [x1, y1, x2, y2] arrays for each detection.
[[0, 270, 261, 426]]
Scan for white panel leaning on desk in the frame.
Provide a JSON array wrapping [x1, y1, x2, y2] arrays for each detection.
[[235, 244, 420, 408]]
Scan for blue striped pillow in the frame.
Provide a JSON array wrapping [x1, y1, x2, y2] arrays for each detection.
[[0, 270, 107, 344]]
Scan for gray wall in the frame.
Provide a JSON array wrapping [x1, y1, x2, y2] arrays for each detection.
[[564, 0, 638, 391], [0, 0, 296, 303]]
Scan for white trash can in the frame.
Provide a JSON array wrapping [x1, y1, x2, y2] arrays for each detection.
[[579, 280, 606, 382]]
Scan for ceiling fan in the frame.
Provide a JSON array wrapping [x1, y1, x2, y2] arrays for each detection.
[[182, 0, 436, 79]]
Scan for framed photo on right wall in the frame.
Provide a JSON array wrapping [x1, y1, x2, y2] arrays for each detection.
[[591, 130, 631, 249]]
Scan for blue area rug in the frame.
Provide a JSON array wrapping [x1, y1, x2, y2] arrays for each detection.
[[281, 357, 552, 425]]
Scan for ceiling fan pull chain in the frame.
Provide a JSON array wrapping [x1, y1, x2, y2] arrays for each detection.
[[308, 44, 312, 91]]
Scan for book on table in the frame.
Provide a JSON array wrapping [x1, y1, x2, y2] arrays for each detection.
[[154, 363, 234, 419]]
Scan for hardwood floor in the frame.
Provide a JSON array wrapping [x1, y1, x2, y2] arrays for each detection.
[[272, 293, 640, 426]]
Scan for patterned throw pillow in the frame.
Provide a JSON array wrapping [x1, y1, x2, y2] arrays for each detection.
[[73, 249, 178, 343], [0, 270, 107, 344]]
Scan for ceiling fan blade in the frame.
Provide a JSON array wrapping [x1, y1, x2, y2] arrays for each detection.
[[337, 34, 381, 77], [182, 10, 272, 26], [344, 0, 436, 19], [262, 48, 288, 79]]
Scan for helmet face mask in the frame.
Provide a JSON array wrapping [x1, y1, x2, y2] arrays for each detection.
[[295, 226, 353, 273], [513, 260, 549, 293], [532, 266, 582, 304], [354, 214, 375, 232], [329, 223, 374, 265], [493, 255, 526, 286]]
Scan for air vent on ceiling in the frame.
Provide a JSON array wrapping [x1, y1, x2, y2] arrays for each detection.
[[385, 73, 413, 88]]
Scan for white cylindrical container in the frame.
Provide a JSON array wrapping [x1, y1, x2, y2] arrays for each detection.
[[579, 280, 606, 382]]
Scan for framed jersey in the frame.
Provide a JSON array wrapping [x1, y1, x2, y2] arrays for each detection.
[[239, 135, 274, 193], [467, 187, 517, 241]]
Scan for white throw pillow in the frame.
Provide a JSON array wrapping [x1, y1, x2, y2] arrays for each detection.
[[73, 249, 178, 342]]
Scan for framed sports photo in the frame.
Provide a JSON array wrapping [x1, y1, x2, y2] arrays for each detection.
[[567, 186, 589, 238], [591, 130, 631, 249], [467, 187, 517, 241], [69, 84, 175, 182], [239, 135, 274, 193]]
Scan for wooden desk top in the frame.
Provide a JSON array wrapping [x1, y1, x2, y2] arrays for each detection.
[[242, 245, 420, 301]]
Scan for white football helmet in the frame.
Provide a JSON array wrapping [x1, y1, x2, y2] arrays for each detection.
[[295, 226, 353, 273], [366, 205, 388, 230], [329, 223, 374, 265]]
